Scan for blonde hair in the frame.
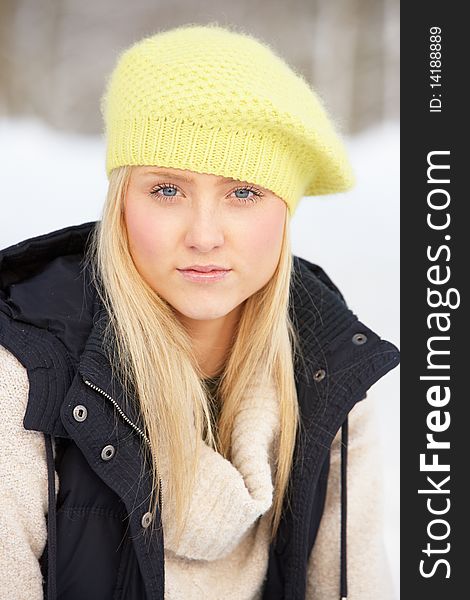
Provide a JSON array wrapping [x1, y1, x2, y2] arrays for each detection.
[[83, 165, 302, 544]]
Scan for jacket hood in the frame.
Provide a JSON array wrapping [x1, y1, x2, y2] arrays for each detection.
[[0, 222, 98, 365], [0, 220, 400, 438]]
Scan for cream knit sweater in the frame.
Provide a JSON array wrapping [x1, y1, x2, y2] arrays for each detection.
[[0, 344, 395, 599]]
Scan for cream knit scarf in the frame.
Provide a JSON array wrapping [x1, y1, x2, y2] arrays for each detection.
[[158, 371, 281, 599]]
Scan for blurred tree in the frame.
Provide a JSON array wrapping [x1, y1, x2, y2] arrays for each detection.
[[0, 0, 398, 135]]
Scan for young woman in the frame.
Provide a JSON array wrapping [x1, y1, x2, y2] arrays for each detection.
[[0, 24, 400, 599]]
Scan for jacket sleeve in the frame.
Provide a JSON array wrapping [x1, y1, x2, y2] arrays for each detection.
[[305, 392, 396, 600], [0, 343, 53, 599]]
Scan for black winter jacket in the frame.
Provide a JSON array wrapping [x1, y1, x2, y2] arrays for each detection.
[[0, 221, 400, 599]]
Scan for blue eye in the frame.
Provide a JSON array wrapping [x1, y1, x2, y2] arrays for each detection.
[[150, 183, 179, 200], [232, 186, 263, 204]]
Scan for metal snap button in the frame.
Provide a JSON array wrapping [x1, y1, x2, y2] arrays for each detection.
[[352, 332, 368, 345], [72, 405, 88, 422], [101, 445, 115, 461], [313, 368, 326, 382], [141, 511, 153, 528]]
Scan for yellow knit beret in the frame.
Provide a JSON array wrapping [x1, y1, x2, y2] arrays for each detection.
[[100, 23, 355, 215]]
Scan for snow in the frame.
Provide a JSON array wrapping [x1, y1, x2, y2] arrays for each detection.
[[0, 116, 400, 595]]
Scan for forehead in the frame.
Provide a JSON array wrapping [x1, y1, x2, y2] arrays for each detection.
[[134, 166, 263, 188]]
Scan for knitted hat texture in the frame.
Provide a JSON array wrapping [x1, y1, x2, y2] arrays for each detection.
[[100, 24, 355, 214]]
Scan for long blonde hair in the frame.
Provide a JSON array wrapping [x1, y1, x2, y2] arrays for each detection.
[[83, 165, 302, 544]]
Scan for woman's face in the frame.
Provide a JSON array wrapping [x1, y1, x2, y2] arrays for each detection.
[[123, 165, 287, 325]]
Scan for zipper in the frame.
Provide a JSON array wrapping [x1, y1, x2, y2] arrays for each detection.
[[82, 376, 163, 515]]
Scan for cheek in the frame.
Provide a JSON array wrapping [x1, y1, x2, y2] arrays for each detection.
[[124, 198, 167, 261], [243, 207, 285, 262]]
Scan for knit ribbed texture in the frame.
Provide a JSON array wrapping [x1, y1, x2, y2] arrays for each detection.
[[100, 24, 355, 214], [0, 343, 395, 599]]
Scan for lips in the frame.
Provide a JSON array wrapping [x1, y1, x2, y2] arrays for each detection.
[[178, 265, 230, 273], [177, 267, 231, 283], [181, 269, 228, 274]]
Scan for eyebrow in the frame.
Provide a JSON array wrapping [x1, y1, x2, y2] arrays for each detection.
[[143, 169, 246, 186]]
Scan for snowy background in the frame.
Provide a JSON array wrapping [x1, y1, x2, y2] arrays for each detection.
[[0, 116, 400, 593]]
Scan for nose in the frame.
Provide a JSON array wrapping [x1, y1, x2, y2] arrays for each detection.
[[184, 206, 225, 252]]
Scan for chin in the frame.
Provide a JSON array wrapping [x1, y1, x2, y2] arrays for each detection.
[[186, 309, 231, 321], [173, 303, 233, 322]]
